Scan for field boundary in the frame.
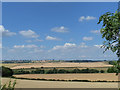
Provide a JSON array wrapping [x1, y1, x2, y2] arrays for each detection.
[[11, 76, 120, 83]]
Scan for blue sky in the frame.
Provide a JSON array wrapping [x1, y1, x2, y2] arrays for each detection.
[[1, 2, 118, 60]]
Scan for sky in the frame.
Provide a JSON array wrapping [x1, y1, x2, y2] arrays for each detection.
[[1, 2, 118, 60]]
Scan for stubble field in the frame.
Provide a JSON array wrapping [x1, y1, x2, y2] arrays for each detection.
[[2, 62, 112, 69], [1, 78, 118, 88], [14, 73, 118, 81]]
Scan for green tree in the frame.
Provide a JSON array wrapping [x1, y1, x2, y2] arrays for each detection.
[[97, 10, 120, 75], [1, 66, 13, 77], [100, 70, 105, 73]]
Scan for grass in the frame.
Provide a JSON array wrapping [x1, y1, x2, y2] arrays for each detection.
[[1, 80, 16, 90]]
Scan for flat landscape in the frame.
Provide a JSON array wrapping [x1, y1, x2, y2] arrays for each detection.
[[1, 78, 118, 88], [14, 73, 118, 81], [2, 62, 112, 69], [2, 61, 117, 88]]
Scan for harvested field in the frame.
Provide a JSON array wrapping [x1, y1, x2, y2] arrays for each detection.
[[5, 62, 112, 69], [1, 78, 118, 88], [14, 73, 118, 81]]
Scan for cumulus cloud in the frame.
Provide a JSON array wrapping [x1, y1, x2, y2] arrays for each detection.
[[4, 42, 117, 60], [0, 25, 16, 37], [51, 26, 69, 33], [14, 44, 38, 48], [52, 43, 76, 50], [91, 30, 100, 34], [94, 45, 103, 48], [19, 30, 39, 38], [83, 37, 93, 41], [46, 36, 60, 41], [79, 16, 96, 22], [52, 42, 88, 51]]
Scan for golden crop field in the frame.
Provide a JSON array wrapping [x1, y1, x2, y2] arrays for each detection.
[[2, 62, 112, 69], [1, 78, 118, 88], [14, 73, 118, 81]]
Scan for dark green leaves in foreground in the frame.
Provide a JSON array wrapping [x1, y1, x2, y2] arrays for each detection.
[[98, 11, 120, 56], [98, 10, 120, 75]]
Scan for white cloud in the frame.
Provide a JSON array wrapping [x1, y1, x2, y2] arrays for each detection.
[[94, 45, 103, 48], [79, 16, 96, 22], [79, 42, 88, 48], [51, 26, 69, 33], [4, 43, 117, 60], [91, 30, 100, 34], [26, 39, 43, 43], [19, 30, 39, 38], [0, 25, 16, 37], [35, 39, 43, 42], [52, 43, 76, 50], [14, 45, 25, 48], [83, 37, 93, 41], [25, 45, 38, 48], [14, 44, 38, 48], [46, 36, 60, 41]]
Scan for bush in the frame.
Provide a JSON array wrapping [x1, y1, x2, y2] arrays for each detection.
[[58, 69, 67, 73], [46, 70, 54, 74], [13, 69, 30, 74], [100, 70, 105, 73], [107, 67, 118, 73], [72, 68, 81, 73], [2, 66, 13, 77]]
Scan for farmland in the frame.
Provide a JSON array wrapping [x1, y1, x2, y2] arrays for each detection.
[[1, 78, 118, 88], [2, 62, 112, 69], [2, 61, 118, 88], [14, 73, 118, 82]]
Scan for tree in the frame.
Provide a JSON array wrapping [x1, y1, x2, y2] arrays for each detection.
[[100, 70, 105, 73], [1, 66, 13, 77], [97, 10, 120, 75]]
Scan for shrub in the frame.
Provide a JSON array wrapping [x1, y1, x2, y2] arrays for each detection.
[[1, 80, 16, 90], [100, 70, 105, 73], [58, 69, 67, 73], [2, 66, 13, 77], [107, 67, 118, 73]]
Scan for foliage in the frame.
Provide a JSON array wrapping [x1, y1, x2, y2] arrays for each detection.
[[100, 70, 105, 73], [107, 61, 120, 74], [108, 61, 117, 65], [97, 11, 120, 55], [1, 80, 16, 90], [98, 10, 120, 75], [14, 70, 30, 74], [13, 68, 102, 74], [31, 69, 44, 74], [2, 66, 13, 77]]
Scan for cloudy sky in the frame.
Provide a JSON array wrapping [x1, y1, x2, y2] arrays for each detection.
[[1, 2, 118, 60]]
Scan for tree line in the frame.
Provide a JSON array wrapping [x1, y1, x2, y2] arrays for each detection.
[[13, 68, 105, 74]]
